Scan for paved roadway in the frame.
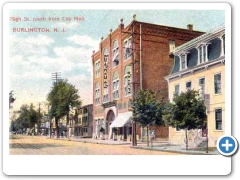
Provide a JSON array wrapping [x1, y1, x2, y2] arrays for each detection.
[[9, 135, 181, 155]]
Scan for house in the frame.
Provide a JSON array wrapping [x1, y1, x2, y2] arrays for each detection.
[[165, 26, 225, 147]]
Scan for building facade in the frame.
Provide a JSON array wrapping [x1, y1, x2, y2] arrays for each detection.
[[165, 26, 225, 147], [92, 15, 204, 141], [74, 104, 93, 138]]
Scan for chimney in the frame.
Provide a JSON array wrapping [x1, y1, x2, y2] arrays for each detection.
[[187, 24, 193, 31]]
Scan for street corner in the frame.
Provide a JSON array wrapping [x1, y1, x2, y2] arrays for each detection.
[[217, 135, 238, 157]]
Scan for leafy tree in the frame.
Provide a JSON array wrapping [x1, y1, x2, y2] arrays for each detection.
[[130, 89, 165, 146], [12, 104, 40, 133], [47, 79, 81, 138], [9, 90, 16, 109], [163, 89, 207, 150]]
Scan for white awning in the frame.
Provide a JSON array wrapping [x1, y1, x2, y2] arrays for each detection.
[[110, 112, 132, 128]]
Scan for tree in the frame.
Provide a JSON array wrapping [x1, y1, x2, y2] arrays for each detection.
[[130, 89, 165, 146], [12, 104, 40, 134], [9, 90, 16, 109], [163, 89, 207, 150], [47, 79, 81, 138]]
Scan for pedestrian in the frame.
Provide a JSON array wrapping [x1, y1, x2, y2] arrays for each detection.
[[150, 131, 155, 147]]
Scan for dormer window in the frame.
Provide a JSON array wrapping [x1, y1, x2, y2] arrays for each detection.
[[197, 43, 209, 64], [179, 53, 188, 70], [124, 37, 132, 60], [112, 40, 119, 67], [220, 34, 225, 56]]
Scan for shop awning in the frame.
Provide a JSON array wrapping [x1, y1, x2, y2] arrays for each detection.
[[110, 112, 132, 128]]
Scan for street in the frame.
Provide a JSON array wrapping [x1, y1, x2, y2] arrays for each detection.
[[9, 135, 181, 155]]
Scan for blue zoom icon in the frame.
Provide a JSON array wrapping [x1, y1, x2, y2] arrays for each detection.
[[217, 135, 238, 156]]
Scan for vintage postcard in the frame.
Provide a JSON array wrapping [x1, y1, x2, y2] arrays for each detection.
[[3, 2, 233, 175]]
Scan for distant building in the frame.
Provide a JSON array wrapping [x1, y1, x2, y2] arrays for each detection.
[[92, 14, 204, 141], [165, 26, 225, 147], [74, 104, 93, 138]]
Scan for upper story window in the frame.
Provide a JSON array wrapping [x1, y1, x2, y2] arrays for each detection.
[[186, 81, 191, 90], [220, 34, 225, 56], [112, 40, 119, 67], [179, 53, 188, 70], [95, 82, 100, 105], [169, 39, 175, 54], [197, 43, 210, 64], [124, 37, 132, 60], [174, 84, 180, 96], [124, 65, 132, 96], [95, 60, 100, 78], [214, 73, 221, 94], [199, 77, 205, 99], [112, 71, 119, 100]]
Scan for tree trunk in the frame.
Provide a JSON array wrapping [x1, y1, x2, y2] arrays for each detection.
[[147, 125, 149, 147], [66, 113, 69, 139], [185, 128, 188, 150], [56, 118, 59, 138]]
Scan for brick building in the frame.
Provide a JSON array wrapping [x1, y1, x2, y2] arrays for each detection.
[[165, 26, 225, 147], [92, 15, 204, 141]]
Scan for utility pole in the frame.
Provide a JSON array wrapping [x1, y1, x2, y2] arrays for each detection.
[[37, 102, 41, 135], [51, 72, 61, 138]]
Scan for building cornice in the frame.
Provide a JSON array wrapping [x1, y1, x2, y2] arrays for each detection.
[[165, 56, 225, 81], [174, 25, 225, 53]]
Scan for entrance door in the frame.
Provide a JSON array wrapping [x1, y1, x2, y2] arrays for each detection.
[[106, 110, 115, 138]]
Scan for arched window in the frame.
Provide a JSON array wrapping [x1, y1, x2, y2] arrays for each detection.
[[196, 43, 210, 64], [112, 71, 119, 99], [124, 37, 132, 60], [124, 65, 132, 96], [95, 60, 100, 78], [112, 40, 119, 67], [95, 82, 100, 105]]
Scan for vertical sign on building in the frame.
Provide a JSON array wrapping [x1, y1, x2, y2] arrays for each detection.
[[127, 71, 131, 94], [103, 55, 108, 88], [204, 94, 210, 113]]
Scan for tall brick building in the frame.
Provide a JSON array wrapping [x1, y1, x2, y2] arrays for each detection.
[[92, 15, 204, 141]]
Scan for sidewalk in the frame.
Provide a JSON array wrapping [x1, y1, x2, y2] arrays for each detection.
[[51, 136, 219, 155]]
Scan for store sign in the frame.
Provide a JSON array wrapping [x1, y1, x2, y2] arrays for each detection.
[[103, 55, 108, 88], [127, 71, 131, 94]]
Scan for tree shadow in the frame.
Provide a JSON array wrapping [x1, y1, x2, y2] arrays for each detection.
[[9, 143, 65, 149]]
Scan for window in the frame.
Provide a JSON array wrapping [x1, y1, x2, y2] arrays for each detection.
[[197, 44, 209, 64], [220, 34, 225, 56], [174, 84, 180, 96], [214, 73, 221, 94], [169, 39, 175, 53], [95, 60, 100, 78], [95, 82, 100, 105], [112, 40, 119, 67], [112, 71, 119, 99], [215, 109, 222, 130], [186, 81, 191, 90], [124, 38, 132, 60], [124, 65, 132, 96], [176, 125, 181, 132], [199, 77, 205, 99], [180, 54, 188, 70]]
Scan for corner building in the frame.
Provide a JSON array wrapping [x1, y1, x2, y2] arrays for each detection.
[[165, 26, 225, 147], [92, 15, 204, 141]]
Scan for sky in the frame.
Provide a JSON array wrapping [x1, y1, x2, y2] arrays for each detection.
[[8, 9, 225, 112]]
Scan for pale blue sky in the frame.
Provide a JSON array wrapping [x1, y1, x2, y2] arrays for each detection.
[[9, 9, 225, 111]]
